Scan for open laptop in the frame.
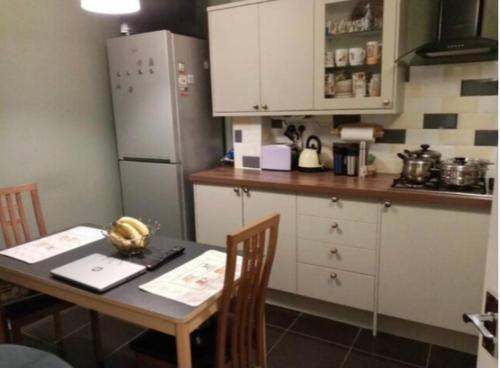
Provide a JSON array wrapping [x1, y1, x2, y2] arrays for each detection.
[[51, 253, 146, 293]]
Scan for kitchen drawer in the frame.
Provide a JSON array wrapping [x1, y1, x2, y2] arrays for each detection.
[[298, 194, 378, 223], [297, 263, 374, 311], [298, 239, 375, 275], [298, 215, 377, 249]]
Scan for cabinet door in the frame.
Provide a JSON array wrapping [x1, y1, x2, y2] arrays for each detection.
[[194, 184, 243, 247], [243, 189, 297, 294], [379, 203, 490, 334], [313, 0, 399, 110], [259, 0, 314, 111], [208, 5, 261, 113]]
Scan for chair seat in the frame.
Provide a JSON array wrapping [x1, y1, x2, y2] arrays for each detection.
[[2, 293, 68, 321], [130, 319, 218, 367], [0, 344, 73, 368]]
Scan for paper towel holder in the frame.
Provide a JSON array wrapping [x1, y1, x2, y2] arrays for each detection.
[[331, 123, 384, 139]]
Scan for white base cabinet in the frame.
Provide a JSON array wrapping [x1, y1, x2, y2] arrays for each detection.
[[379, 203, 490, 334], [194, 184, 297, 294], [193, 182, 490, 334]]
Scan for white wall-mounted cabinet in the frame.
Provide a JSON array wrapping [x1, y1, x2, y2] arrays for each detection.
[[194, 184, 297, 293], [207, 0, 406, 116], [208, 0, 314, 115]]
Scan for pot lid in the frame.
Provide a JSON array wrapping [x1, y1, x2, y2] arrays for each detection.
[[408, 144, 442, 160]]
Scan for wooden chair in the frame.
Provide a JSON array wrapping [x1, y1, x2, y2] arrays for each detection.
[[130, 213, 281, 368], [0, 183, 72, 344]]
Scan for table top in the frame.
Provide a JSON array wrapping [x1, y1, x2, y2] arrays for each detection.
[[0, 230, 221, 323], [190, 166, 492, 210]]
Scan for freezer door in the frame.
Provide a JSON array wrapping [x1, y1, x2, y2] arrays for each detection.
[[107, 31, 178, 161], [119, 160, 184, 239]]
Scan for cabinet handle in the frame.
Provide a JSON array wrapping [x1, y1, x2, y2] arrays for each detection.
[[330, 272, 338, 279], [242, 187, 250, 197], [331, 197, 339, 203], [261, 104, 268, 110], [331, 222, 339, 229], [233, 187, 241, 196], [329, 248, 338, 255], [384, 201, 392, 208], [382, 99, 391, 106], [253, 105, 259, 110]]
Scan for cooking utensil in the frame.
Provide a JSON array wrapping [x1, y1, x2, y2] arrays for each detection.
[[407, 144, 442, 164], [440, 157, 492, 187], [397, 153, 434, 183]]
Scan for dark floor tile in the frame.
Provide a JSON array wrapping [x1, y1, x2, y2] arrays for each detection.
[[290, 313, 360, 347], [265, 304, 300, 329], [428, 345, 477, 368], [23, 306, 91, 342], [105, 345, 137, 368], [344, 350, 417, 368], [353, 329, 429, 367], [267, 325, 285, 351], [268, 331, 348, 368]]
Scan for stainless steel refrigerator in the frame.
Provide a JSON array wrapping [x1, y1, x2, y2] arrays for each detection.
[[107, 30, 222, 240]]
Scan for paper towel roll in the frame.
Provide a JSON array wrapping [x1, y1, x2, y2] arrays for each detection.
[[340, 127, 375, 141]]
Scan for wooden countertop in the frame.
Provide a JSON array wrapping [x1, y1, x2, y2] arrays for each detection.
[[190, 167, 492, 210]]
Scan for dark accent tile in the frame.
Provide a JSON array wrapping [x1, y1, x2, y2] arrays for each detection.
[[428, 345, 477, 368], [24, 306, 90, 342], [343, 350, 416, 368], [376, 129, 406, 144], [475, 130, 498, 146], [267, 326, 285, 352], [353, 329, 430, 366], [461, 79, 498, 96], [271, 119, 284, 129], [423, 113, 458, 129], [290, 313, 360, 347], [268, 331, 348, 368], [333, 115, 361, 128], [234, 129, 242, 143], [265, 304, 300, 329], [242, 155, 260, 168]]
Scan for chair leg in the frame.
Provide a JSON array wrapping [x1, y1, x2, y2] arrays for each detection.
[[10, 322, 23, 344], [0, 309, 10, 343], [53, 311, 65, 351], [90, 311, 104, 365]]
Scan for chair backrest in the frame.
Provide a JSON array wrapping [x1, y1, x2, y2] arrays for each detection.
[[216, 213, 280, 368], [0, 183, 47, 248]]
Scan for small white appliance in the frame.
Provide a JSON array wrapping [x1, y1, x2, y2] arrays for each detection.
[[50, 254, 146, 293], [261, 145, 292, 171]]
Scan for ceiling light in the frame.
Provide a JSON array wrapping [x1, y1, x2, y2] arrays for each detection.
[[81, 0, 141, 15]]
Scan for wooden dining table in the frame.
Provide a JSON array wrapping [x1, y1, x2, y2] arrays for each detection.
[[0, 228, 225, 368]]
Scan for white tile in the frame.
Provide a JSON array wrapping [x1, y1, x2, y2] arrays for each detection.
[[438, 130, 475, 146], [477, 96, 498, 113], [480, 62, 498, 79], [406, 129, 440, 145], [458, 113, 498, 130], [441, 97, 478, 113], [405, 81, 459, 98], [392, 113, 424, 129], [404, 97, 442, 113], [410, 65, 444, 82], [444, 63, 482, 81]]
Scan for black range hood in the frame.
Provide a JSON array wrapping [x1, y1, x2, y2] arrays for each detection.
[[409, 0, 498, 65]]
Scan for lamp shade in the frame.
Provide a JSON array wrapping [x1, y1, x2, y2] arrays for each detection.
[[81, 0, 141, 15]]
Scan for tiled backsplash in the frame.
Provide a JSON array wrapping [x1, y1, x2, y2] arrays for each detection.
[[235, 62, 498, 174]]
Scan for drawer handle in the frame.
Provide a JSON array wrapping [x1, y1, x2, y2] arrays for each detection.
[[331, 197, 339, 203], [233, 187, 241, 196], [242, 187, 250, 197], [329, 248, 338, 255], [330, 272, 338, 279], [252, 105, 259, 110], [331, 222, 339, 229], [384, 201, 392, 208]]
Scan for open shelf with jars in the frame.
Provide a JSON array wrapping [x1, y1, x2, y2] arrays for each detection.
[[314, 0, 405, 112]]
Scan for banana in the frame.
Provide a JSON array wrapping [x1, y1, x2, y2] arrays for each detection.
[[118, 216, 149, 237], [109, 230, 133, 248], [113, 221, 142, 241]]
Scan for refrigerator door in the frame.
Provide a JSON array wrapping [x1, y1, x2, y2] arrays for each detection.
[[107, 31, 178, 161], [119, 160, 184, 239]]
